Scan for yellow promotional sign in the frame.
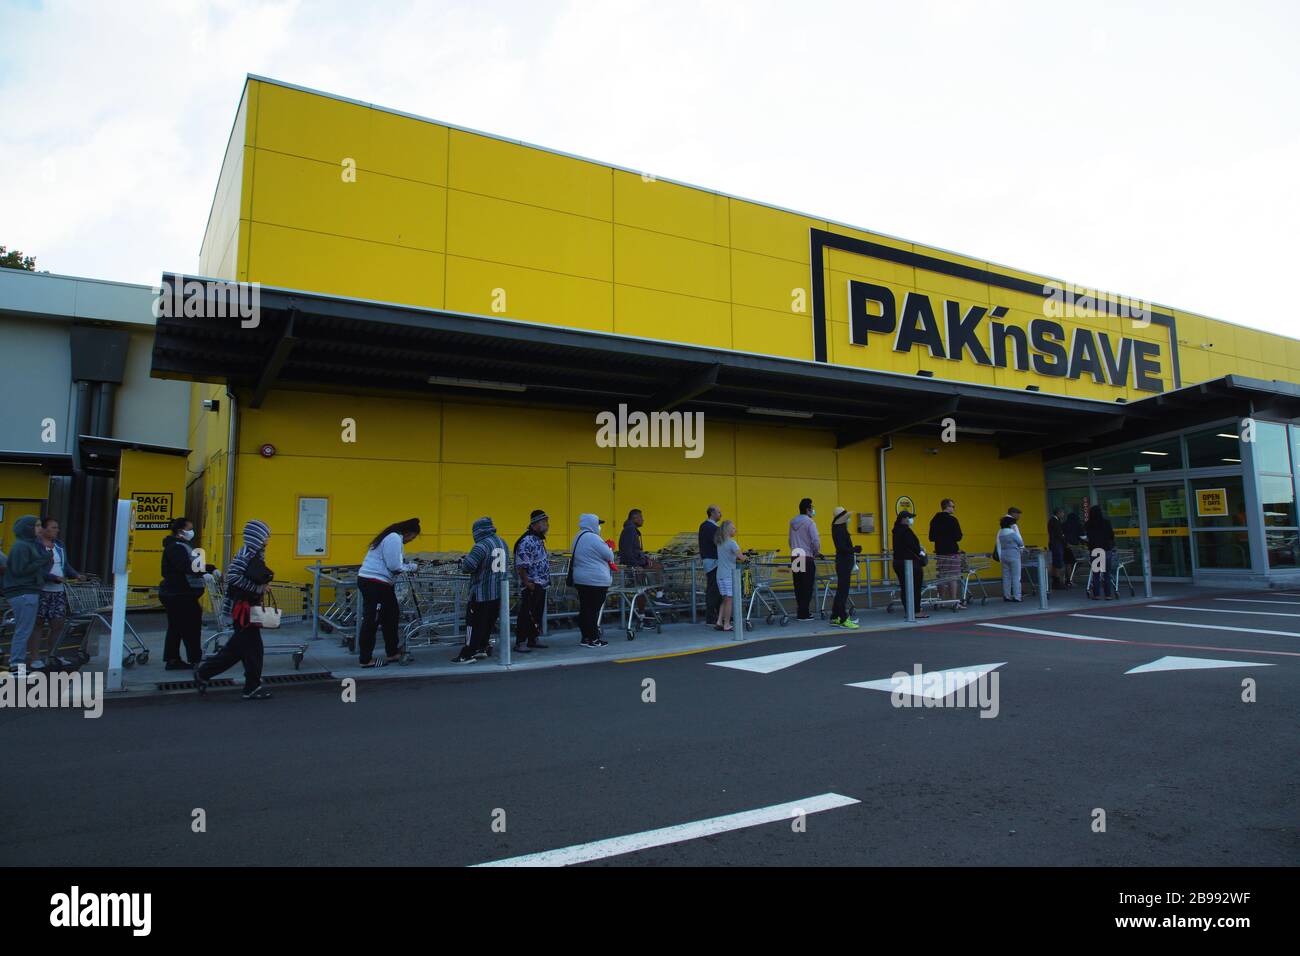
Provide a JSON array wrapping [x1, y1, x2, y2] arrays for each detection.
[[119, 450, 187, 579], [1196, 488, 1229, 517]]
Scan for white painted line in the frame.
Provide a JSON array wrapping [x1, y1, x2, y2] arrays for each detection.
[[1150, 604, 1300, 618], [977, 623, 1120, 642], [1072, 613, 1300, 638], [472, 793, 860, 867], [1125, 655, 1275, 675], [1215, 598, 1300, 606], [708, 645, 844, 674], [847, 663, 1005, 699]]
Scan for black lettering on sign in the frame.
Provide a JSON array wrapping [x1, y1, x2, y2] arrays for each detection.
[[1067, 329, 1107, 384], [1098, 334, 1133, 387], [1133, 340, 1163, 392], [894, 292, 946, 358], [848, 281, 896, 345], [989, 321, 1030, 371], [944, 302, 992, 365], [1029, 320, 1068, 377]]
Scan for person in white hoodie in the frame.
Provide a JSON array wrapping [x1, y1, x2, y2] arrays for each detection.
[[995, 514, 1025, 602], [570, 513, 616, 647], [357, 517, 421, 666]]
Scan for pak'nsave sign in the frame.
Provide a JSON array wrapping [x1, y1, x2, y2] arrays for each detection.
[[808, 229, 1181, 394]]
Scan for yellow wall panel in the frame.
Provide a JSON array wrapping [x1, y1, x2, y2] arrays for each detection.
[[447, 189, 612, 281], [254, 81, 373, 170], [731, 304, 815, 361], [439, 462, 567, 550], [612, 421, 736, 476], [613, 284, 731, 349], [251, 148, 445, 252], [369, 107, 448, 185], [238, 391, 440, 461], [448, 129, 612, 220], [736, 425, 836, 479], [613, 471, 738, 551], [613, 224, 730, 302], [731, 249, 811, 315], [247, 221, 444, 308], [612, 171, 729, 246], [728, 198, 826, 263], [441, 403, 611, 468], [445, 255, 613, 332]]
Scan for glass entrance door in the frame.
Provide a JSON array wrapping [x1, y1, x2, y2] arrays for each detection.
[[1142, 484, 1192, 578]]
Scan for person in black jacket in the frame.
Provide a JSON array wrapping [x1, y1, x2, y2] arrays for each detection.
[[1047, 507, 1069, 590], [830, 507, 861, 628], [159, 517, 215, 670], [697, 505, 722, 625], [1085, 505, 1117, 600], [928, 498, 964, 605], [892, 511, 928, 618]]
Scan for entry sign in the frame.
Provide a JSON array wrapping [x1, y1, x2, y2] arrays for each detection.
[[1197, 488, 1229, 517], [894, 495, 914, 516], [1160, 497, 1187, 520]]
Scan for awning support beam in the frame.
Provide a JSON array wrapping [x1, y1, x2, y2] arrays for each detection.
[[644, 363, 721, 412], [250, 309, 299, 410], [835, 396, 960, 449]]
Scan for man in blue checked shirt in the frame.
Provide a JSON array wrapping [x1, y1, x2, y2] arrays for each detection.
[[512, 509, 551, 653], [453, 517, 508, 664]]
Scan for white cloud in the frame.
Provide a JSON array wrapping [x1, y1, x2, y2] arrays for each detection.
[[1, 0, 1297, 338]]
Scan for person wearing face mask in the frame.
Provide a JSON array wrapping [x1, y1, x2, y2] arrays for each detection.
[[891, 510, 928, 619], [788, 498, 824, 621], [159, 516, 215, 671]]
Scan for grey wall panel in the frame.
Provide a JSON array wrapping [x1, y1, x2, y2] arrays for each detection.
[[112, 331, 189, 448], [0, 318, 74, 453]]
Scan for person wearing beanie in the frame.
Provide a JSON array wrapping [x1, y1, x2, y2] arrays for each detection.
[[891, 511, 928, 619], [196, 518, 274, 699], [995, 513, 1026, 602], [2, 515, 53, 673], [454, 517, 508, 663], [512, 509, 551, 653], [829, 507, 861, 628]]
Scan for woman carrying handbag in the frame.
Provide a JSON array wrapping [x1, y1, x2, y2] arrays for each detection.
[[195, 518, 275, 700]]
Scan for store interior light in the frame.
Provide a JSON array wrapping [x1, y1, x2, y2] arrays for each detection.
[[1072, 466, 1102, 471], [1222, 457, 1242, 463], [746, 407, 814, 419], [1216, 433, 1240, 439], [426, 376, 527, 392], [1140, 450, 1169, 456]]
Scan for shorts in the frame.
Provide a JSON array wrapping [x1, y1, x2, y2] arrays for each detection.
[[37, 589, 68, 623], [718, 569, 734, 597]]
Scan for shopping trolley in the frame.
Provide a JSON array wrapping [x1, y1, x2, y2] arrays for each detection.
[[745, 552, 792, 628], [885, 556, 962, 614], [203, 576, 308, 669], [63, 580, 151, 666], [609, 563, 674, 640], [1084, 547, 1136, 597], [959, 554, 994, 606], [395, 565, 470, 649]]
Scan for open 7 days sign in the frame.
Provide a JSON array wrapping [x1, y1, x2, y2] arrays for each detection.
[[131, 492, 174, 531], [809, 229, 1181, 393]]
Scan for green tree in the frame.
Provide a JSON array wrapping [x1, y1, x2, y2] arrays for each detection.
[[0, 246, 38, 271]]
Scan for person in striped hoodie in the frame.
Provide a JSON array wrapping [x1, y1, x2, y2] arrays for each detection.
[[453, 516, 507, 664], [195, 518, 274, 699]]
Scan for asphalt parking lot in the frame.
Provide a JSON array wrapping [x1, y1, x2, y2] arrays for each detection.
[[1, 588, 1296, 867]]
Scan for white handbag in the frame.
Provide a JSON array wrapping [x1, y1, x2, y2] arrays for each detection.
[[250, 591, 282, 629]]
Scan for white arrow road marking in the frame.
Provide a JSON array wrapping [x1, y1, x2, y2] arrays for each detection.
[[1073, 613, 1300, 638], [472, 793, 861, 867], [1150, 604, 1300, 618], [1125, 656, 1275, 675], [708, 645, 844, 674], [1215, 598, 1300, 606], [847, 662, 1005, 699], [978, 623, 1120, 642]]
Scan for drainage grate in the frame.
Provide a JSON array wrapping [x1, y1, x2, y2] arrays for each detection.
[[157, 671, 334, 692]]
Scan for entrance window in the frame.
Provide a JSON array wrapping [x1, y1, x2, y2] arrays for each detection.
[[1190, 475, 1250, 569], [1186, 426, 1243, 468], [1195, 531, 1251, 569], [1254, 422, 1298, 569], [1090, 438, 1183, 475]]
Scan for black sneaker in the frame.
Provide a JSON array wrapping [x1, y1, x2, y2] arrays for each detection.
[[473, 650, 488, 660], [242, 683, 272, 700], [579, 639, 598, 649], [594, 638, 609, 647], [452, 650, 476, 663]]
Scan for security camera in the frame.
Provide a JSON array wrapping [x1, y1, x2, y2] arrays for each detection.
[[202, 399, 220, 412]]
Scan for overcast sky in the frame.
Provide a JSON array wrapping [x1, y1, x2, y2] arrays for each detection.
[[1, 0, 1296, 336]]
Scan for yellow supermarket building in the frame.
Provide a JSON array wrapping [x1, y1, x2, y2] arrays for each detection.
[[107, 76, 1300, 586]]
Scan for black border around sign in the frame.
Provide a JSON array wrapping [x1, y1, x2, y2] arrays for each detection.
[[808, 228, 1181, 392]]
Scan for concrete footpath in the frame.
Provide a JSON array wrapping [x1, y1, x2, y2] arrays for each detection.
[[84, 580, 1215, 698]]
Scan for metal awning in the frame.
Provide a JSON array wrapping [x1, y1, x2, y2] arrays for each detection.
[[77, 436, 191, 477], [0, 450, 74, 476], [150, 273, 1279, 458]]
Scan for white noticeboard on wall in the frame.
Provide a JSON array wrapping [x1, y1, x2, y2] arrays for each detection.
[[296, 496, 329, 557]]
